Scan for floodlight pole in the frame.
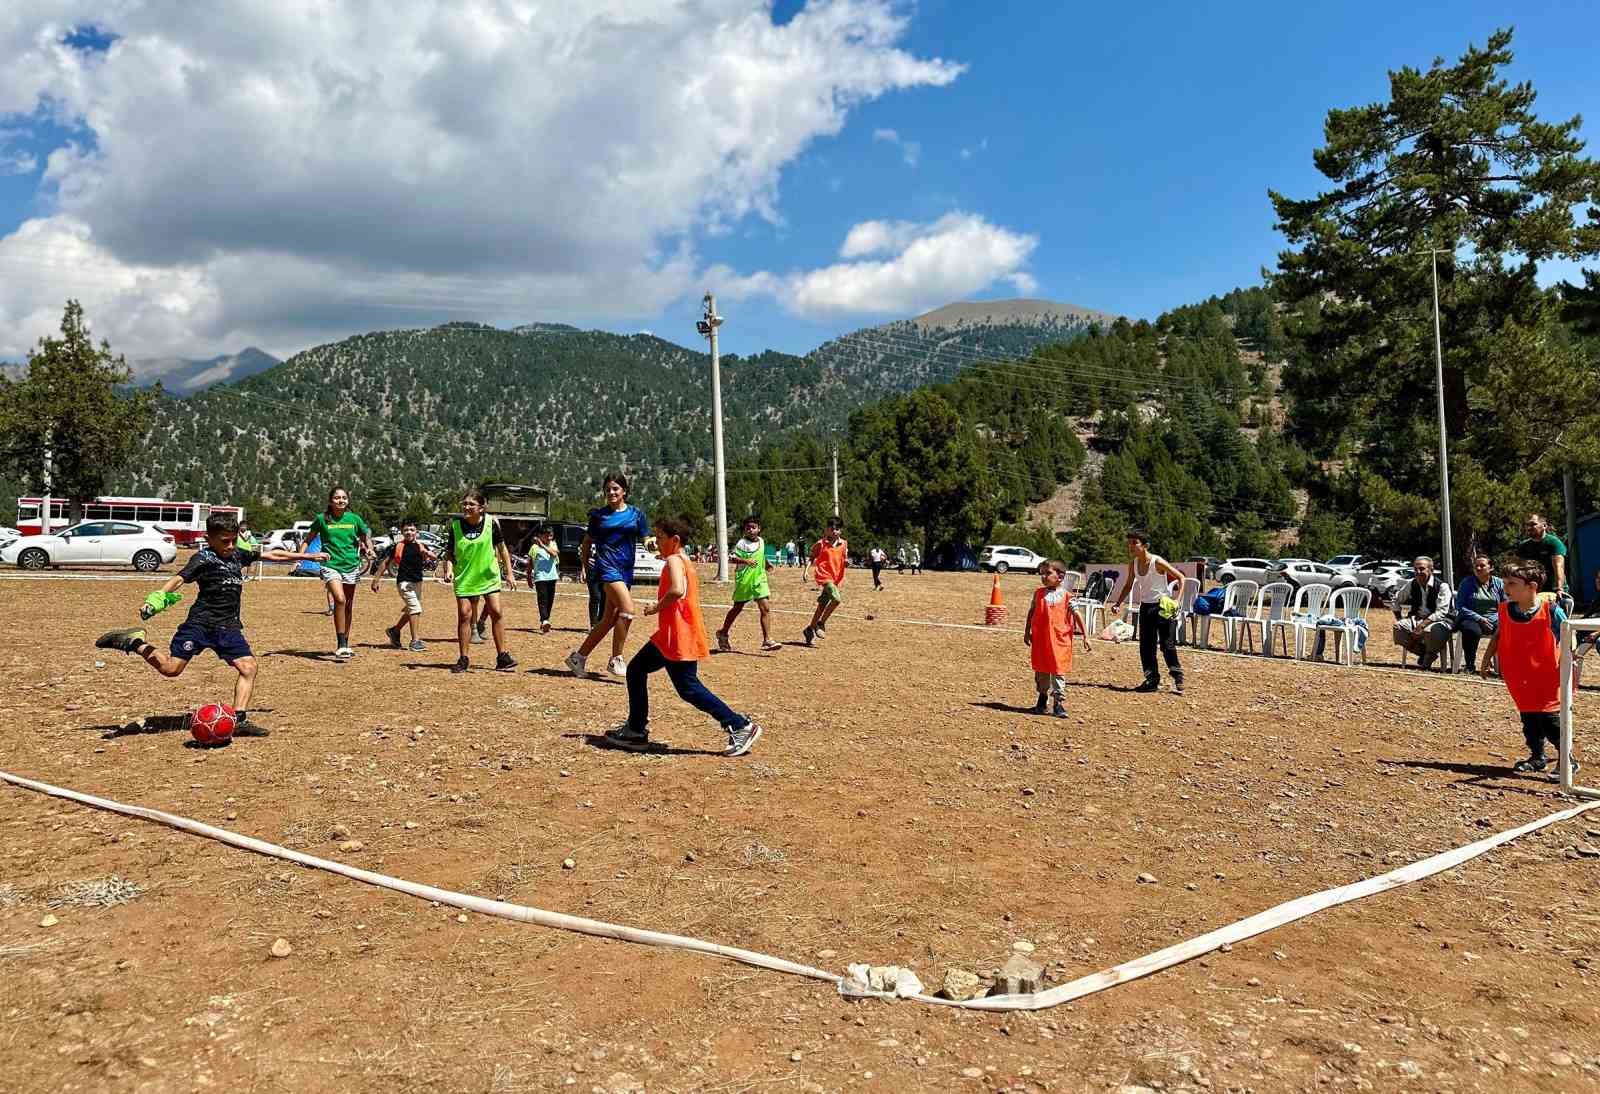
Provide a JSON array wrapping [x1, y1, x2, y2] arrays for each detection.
[[1430, 249, 1455, 595], [40, 435, 53, 536], [699, 293, 729, 583], [831, 445, 840, 517]]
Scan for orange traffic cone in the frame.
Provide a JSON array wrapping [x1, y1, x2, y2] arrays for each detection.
[[984, 573, 1007, 626]]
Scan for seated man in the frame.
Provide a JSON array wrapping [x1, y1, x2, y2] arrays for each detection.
[[1392, 555, 1454, 669]]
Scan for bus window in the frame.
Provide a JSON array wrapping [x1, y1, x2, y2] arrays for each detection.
[[160, 506, 183, 523], [112, 504, 137, 520], [136, 505, 162, 523], [17, 504, 37, 522]]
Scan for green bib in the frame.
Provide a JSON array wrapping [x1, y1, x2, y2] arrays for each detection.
[[451, 516, 500, 597]]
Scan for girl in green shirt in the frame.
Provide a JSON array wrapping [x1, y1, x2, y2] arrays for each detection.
[[440, 489, 516, 673]]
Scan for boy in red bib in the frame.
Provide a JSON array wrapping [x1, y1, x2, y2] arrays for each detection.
[[1024, 559, 1088, 718], [1479, 560, 1580, 777], [603, 515, 764, 757]]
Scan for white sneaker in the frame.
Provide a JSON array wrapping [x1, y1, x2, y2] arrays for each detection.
[[607, 655, 627, 677], [565, 650, 588, 678], [335, 646, 354, 659]]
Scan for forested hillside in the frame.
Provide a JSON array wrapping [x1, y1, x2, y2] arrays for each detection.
[[127, 305, 1106, 525], [657, 288, 1313, 564]]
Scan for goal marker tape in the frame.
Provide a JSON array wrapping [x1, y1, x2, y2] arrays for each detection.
[[4, 769, 1596, 1011]]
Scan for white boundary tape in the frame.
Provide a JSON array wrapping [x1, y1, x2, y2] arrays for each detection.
[[3, 769, 1596, 1010]]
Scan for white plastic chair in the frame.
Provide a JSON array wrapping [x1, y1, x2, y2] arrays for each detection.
[[1398, 620, 1460, 671], [1313, 586, 1372, 665], [1174, 577, 1202, 645], [1279, 583, 1334, 659], [1063, 570, 1085, 594], [1199, 579, 1258, 651], [1237, 582, 1294, 655]]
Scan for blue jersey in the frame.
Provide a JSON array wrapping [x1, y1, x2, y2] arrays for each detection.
[[587, 504, 649, 584]]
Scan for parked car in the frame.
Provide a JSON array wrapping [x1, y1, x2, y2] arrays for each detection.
[[262, 528, 302, 552], [1325, 554, 1369, 577], [1215, 557, 1273, 585], [1268, 559, 1356, 591], [633, 545, 665, 582], [1353, 559, 1408, 590], [1186, 555, 1224, 581], [1, 521, 178, 572], [1371, 564, 1416, 604], [0, 525, 20, 550], [978, 545, 1046, 573]]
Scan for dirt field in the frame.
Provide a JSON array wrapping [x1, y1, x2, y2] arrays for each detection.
[[2, 567, 1598, 1093]]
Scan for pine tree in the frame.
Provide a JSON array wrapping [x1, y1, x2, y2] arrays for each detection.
[[0, 301, 156, 519]]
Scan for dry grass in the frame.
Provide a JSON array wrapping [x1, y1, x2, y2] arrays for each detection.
[[48, 875, 145, 908]]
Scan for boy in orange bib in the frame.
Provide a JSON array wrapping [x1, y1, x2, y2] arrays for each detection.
[[1023, 559, 1088, 717], [1479, 560, 1580, 777], [603, 515, 765, 757]]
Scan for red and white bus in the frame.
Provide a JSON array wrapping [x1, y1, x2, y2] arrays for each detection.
[[16, 497, 245, 546]]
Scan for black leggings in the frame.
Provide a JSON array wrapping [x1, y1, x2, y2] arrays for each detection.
[[870, 563, 884, 589], [535, 580, 556, 624], [1138, 603, 1182, 682]]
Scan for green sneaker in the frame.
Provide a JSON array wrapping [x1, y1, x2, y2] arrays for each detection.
[[96, 628, 147, 654]]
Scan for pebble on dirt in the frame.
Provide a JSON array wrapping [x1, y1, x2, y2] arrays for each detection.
[[338, 840, 364, 852], [1137, 872, 1158, 884], [562, 857, 577, 869], [994, 953, 1044, 995], [38, 914, 58, 928], [940, 967, 987, 1001], [269, 938, 292, 959]]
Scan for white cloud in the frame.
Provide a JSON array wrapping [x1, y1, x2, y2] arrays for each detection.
[[959, 137, 987, 160], [717, 212, 1038, 318], [0, 1, 964, 358], [872, 126, 920, 167]]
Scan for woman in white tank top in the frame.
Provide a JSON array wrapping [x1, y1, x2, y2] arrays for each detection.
[[1108, 530, 1187, 694]]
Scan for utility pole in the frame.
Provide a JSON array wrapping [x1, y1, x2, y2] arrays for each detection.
[[40, 436, 53, 536], [1430, 249, 1456, 595], [831, 445, 840, 518], [697, 293, 729, 582]]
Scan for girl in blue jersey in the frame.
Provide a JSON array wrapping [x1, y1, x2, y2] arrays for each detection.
[[566, 472, 650, 679]]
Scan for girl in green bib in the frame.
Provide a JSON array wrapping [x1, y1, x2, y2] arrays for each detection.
[[439, 489, 516, 673]]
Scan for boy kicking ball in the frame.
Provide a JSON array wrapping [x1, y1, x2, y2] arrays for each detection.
[[96, 514, 327, 735], [1479, 560, 1581, 779], [603, 515, 764, 757]]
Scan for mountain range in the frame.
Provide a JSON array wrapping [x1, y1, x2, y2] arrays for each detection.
[[129, 299, 1113, 510], [132, 348, 280, 395]]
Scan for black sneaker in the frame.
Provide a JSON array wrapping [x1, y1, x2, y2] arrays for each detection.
[[1172, 677, 1186, 696], [603, 724, 653, 752], [495, 652, 517, 672], [234, 713, 270, 738], [1513, 755, 1549, 773], [1031, 696, 1048, 714], [450, 656, 470, 674], [385, 625, 402, 648], [1051, 702, 1068, 719], [1133, 679, 1160, 693], [96, 627, 147, 653], [802, 625, 815, 647]]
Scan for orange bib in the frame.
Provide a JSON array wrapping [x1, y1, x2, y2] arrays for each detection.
[[813, 538, 847, 586], [1030, 586, 1077, 675], [1497, 600, 1559, 714], [652, 556, 710, 662]]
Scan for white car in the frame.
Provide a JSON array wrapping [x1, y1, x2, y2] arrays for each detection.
[[1, 521, 178, 572], [1215, 557, 1273, 585], [978, 545, 1045, 573], [633, 547, 665, 582], [1354, 559, 1408, 590], [261, 528, 302, 552], [0, 525, 19, 549], [1325, 554, 1369, 577], [1268, 559, 1356, 591]]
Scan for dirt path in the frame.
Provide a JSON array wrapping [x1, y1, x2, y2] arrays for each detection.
[[1, 570, 1596, 1091]]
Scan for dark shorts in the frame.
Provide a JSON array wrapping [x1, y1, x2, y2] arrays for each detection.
[[170, 621, 253, 664]]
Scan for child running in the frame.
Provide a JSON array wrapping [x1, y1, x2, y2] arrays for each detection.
[[96, 514, 327, 735], [1479, 560, 1581, 778], [307, 486, 374, 660], [526, 523, 560, 634], [802, 517, 848, 646], [602, 514, 764, 756], [566, 473, 649, 679], [370, 518, 434, 651], [1023, 559, 1088, 717], [716, 514, 780, 653], [440, 489, 516, 673]]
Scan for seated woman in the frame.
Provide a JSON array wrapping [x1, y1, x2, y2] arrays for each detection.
[[1455, 554, 1505, 673]]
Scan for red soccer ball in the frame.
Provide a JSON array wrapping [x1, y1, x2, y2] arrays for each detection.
[[190, 703, 237, 746]]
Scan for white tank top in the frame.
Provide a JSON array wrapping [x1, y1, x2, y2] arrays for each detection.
[[1131, 555, 1169, 605]]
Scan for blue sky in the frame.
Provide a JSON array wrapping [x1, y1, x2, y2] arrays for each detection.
[[0, 1, 1594, 364]]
